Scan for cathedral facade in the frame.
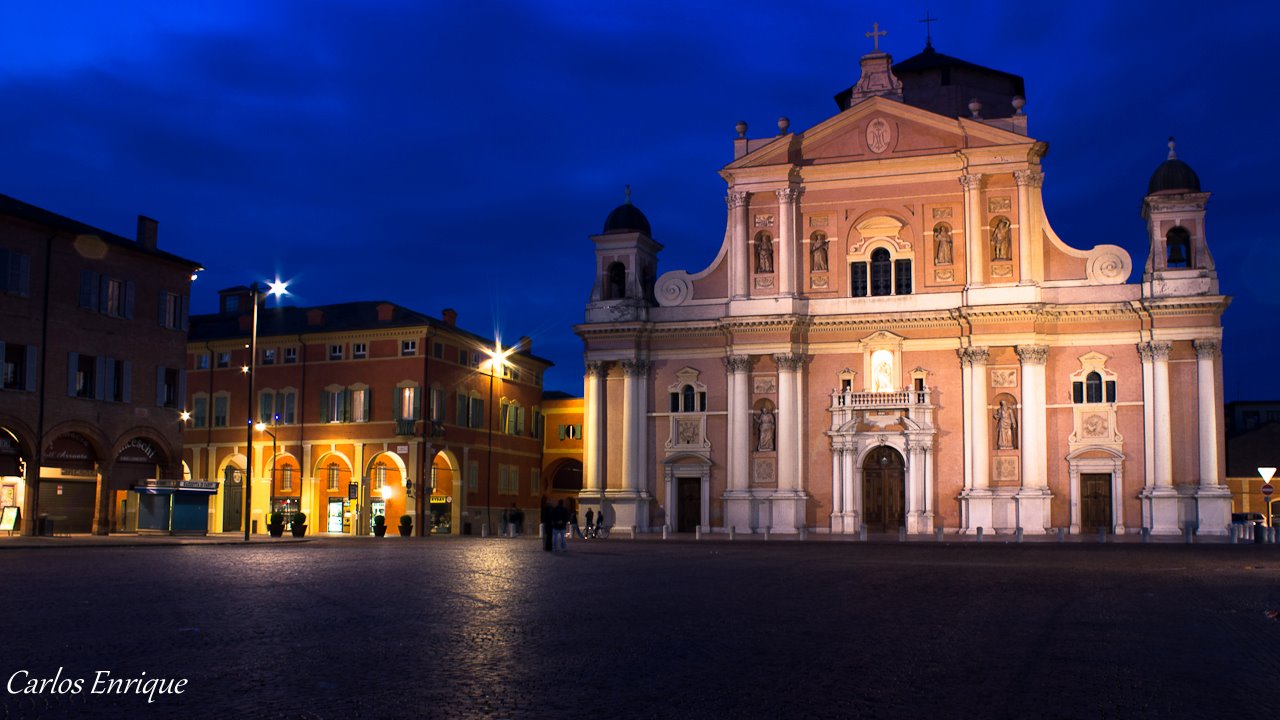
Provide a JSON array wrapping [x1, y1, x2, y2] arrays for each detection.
[[575, 42, 1229, 537]]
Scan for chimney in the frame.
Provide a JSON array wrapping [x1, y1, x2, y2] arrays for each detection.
[[441, 308, 458, 327], [137, 215, 159, 251], [376, 302, 395, 322], [517, 336, 532, 353], [307, 309, 325, 327]]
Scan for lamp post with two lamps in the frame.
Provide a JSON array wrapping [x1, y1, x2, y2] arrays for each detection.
[[482, 339, 517, 537], [241, 279, 288, 541]]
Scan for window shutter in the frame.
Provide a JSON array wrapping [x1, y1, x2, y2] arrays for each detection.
[[25, 345, 37, 392], [156, 366, 166, 406], [99, 277, 110, 314], [457, 394, 467, 425], [850, 262, 868, 297], [558, 424, 566, 441], [341, 389, 352, 423], [67, 352, 78, 395], [94, 357, 106, 400], [158, 290, 167, 326], [320, 390, 332, 422], [1072, 382, 1083, 404], [121, 361, 132, 403], [180, 294, 189, 331], [103, 358, 115, 400], [124, 282, 135, 318], [79, 272, 99, 310], [411, 387, 421, 419], [361, 388, 371, 422], [0, 249, 7, 292], [894, 259, 912, 295], [1105, 381, 1116, 403]]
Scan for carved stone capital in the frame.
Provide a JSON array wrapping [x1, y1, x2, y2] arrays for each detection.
[[958, 173, 984, 192], [621, 359, 652, 377], [723, 355, 755, 374], [958, 346, 990, 367], [726, 191, 749, 209], [773, 353, 805, 372], [1149, 341, 1172, 361], [584, 361, 608, 378], [1193, 339, 1220, 358], [775, 187, 799, 204], [1014, 170, 1044, 188], [1015, 345, 1049, 366]]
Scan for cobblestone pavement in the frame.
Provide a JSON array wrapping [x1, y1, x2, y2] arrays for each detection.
[[2, 536, 1278, 719]]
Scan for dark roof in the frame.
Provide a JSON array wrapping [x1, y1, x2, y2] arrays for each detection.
[[1148, 158, 1201, 195], [541, 390, 577, 401], [0, 193, 202, 269], [603, 201, 651, 236], [892, 45, 1022, 80], [1226, 422, 1280, 477], [188, 301, 553, 367]]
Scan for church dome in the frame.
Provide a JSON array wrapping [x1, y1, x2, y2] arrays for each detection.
[[1148, 139, 1201, 195], [602, 187, 651, 236]]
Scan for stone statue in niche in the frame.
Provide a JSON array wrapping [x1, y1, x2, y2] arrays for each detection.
[[755, 408, 776, 452], [990, 216, 1012, 261], [811, 232, 829, 272], [755, 232, 774, 274], [933, 223, 953, 265], [872, 357, 893, 393], [994, 400, 1018, 450]]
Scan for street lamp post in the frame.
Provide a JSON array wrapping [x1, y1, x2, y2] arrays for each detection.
[[482, 340, 516, 537], [256, 421, 277, 514], [242, 279, 288, 542]]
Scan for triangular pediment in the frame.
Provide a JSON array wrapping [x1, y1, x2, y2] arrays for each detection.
[[726, 97, 1032, 170]]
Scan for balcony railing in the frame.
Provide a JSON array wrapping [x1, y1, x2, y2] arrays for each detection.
[[831, 387, 930, 410], [395, 418, 417, 436]]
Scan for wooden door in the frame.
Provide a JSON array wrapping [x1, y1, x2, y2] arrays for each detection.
[[677, 478, 701, 533], [862, 447, 905, 532], [1081, 473, 1112, 533]]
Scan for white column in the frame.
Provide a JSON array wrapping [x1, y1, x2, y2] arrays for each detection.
[[775, 354, 799, 493], [725, 356, 753, 491], [1013, 170, 1043, 285], [959, 174, 984, 288], [830, 448, 844, 532], [776, 188, 798, 297], [847, 460, 861, 531], [1150, 342, 1173, 488], [1193, 340, 1220, 486], [923, 447, 935, 529], [620, 361, 640, 492], [1139, 344, 1155, 490], [970, 348, 990, 490], [1016, 345, 1048, 488], [583, 362, 606, 492], [728, 191, 749, 299], [960, 349, 973, 492]]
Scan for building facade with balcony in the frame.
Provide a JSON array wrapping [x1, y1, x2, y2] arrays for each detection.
[[184, 291, 551, 536], [0, 194, 200, 535], [575, 41, 1230, 538]]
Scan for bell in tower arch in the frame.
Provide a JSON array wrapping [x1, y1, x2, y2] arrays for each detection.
[[1166, 226, 1190, 268]]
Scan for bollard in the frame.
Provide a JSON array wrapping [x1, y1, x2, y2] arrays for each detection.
[[935, 528, 944, 543], [1057, 527, 1065, 544], [1016, 527, 1024, 543], [730, 526, 736, 541], [1185, 527, 1194, 544], [665, 525, 671, 540], [763, 527, 770, 542], [859, 524, 868, 542], [1141, 528, 1150, 544], [481, 523, 489, 538], [799, 525, 808, 541], [1230, 526, 1238, 544], [1098, 527, 1106, 544], [898, 526, 906, 543], [539, 523, 545, 539], [976, 527, 984, 543]]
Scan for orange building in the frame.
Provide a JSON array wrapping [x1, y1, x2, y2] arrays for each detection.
[[184, 288, 551, 535], [0, 195, 200, 535], [540, 391, 584, 506]]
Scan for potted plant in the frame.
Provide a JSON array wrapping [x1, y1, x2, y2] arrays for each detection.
[[398, 514, 413, 537], [372, 514, 387, 537], [267, 511, 285, 538], [290, 511, 307, 538]]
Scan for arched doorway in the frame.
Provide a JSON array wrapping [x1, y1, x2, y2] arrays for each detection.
[[425, 451, 459, 535], [218, 456, 245, 533], [40, 432, 100, 533], [313, 452, 353, 534], [862, 446, 905, 532]]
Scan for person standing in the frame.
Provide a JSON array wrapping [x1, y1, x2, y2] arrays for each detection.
[[570, 507, 585, 540], [585, 508, 595, 538], [551, 499, 569, 552]]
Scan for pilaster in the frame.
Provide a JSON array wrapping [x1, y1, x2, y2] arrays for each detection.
[[1013, 170, 1043, 284], [959, 174, 984, 287], [1193, 339, 1230, 535], [1014, 344, 1051, 533], [776, 187, 799, 297], [728, 191, 750, 299]]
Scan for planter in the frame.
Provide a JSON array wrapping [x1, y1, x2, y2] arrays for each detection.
[[398, 525, 412, 537], [373, 525, 387, 537], [267, 523, 285, 538], [291, 524, 307, 538]]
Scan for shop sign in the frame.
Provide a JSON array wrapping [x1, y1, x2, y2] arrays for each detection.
[[117, 438, 158, 464], [429, 495, 450, 504], [44, 434, 93, 465], [181, 481, 218, 492]]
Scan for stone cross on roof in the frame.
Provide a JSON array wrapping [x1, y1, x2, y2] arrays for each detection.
[[865, 22, 887, 52]]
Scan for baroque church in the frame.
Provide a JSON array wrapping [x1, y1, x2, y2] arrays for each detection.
[[574, 34, 1229, 537]]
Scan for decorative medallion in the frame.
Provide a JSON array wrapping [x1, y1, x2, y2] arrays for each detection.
[[987, 197, 1012, 213], [934, 268, 954, 282], [931, 207, 953, 220], [676, 419, 700, 446], [753, 377, 777, 394], [810, 275, 829, 289], [866, 118, 892, 153], [754, 277, 775, 289], [990, 264, 1013, 278], [994, 457, 1019, 483], [752, 459, 776, 485], [1083, 414, 1109, 438], [754, 214, 775, 228]]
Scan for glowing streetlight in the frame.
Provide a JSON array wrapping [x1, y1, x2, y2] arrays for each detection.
[[483, 339, 517, 536], [242, 279, 288, 541]]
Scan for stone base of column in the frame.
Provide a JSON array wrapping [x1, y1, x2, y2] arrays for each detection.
[[906, 511, 928, 535], [768, 492, 807, 534], [723, 491, 761, 534], [960, 489, 994, 534], [603, 490, 651, 532], [1142, 487, 1181, 535], [1014, 488, 1053, 534], [1194, 485, 1232, 536]]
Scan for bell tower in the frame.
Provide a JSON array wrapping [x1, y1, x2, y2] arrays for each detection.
[[586, 187, 663, 323], [1142, 138, 1216, 298]]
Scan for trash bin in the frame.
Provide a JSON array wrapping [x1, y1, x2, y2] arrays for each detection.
[[252, 519, 258, 534], [1255, 523, 1265, 544], [37, 514, 50, 536]]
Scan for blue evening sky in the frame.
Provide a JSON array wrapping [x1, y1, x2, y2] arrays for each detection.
[[1, 1, 1276, 399]]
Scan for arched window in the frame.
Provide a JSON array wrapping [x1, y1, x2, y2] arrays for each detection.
[[668, 378, 707, 413], [1166, 227, 1191, 268], [327, 463, 340, 491], [1085, 371, 1102, 403], [606, 262, 626, 299], [681, 384, 695, 412], [374, 462, 387, 484], [870, 248, 892, 296]]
